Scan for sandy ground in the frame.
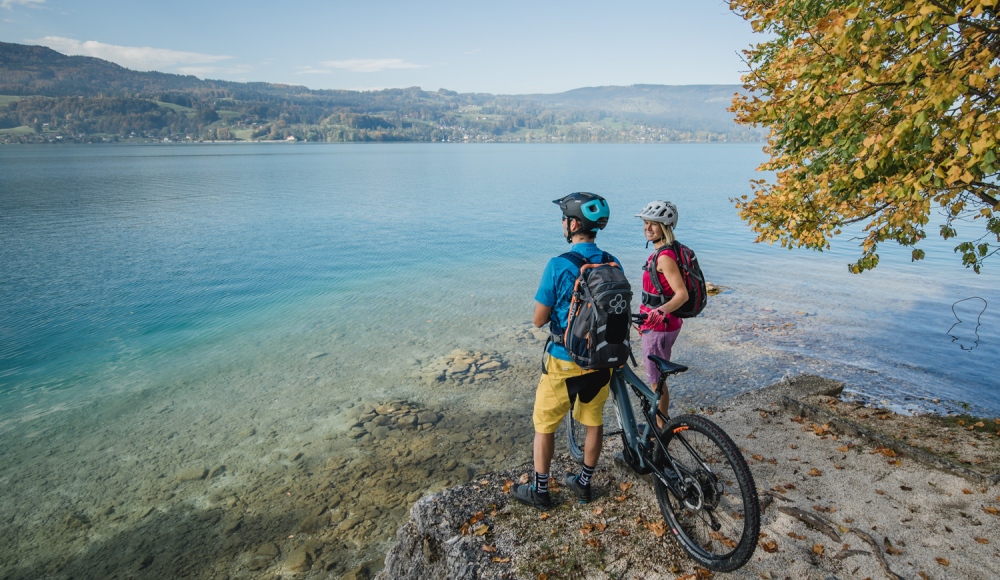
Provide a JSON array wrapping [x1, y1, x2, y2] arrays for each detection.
[[380, 375, 1000, 580]]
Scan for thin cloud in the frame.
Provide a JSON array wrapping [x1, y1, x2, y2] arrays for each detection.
[[2, 0, 44, 9], [28, 36, 232, 71], [318, 58, 425, 73], [177, 64, 254, 77]]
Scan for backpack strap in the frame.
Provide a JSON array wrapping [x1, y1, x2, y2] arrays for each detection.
[[558, 251, 587, 269], [645, 246, 671, 297]]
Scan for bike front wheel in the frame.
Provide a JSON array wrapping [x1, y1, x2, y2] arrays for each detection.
[[654, 414, 760, 572]]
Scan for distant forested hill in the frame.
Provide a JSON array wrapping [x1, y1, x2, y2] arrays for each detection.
[[0, 41, 762, 144]]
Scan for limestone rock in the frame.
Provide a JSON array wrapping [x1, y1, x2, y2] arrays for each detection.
[[343, 558, 385, 580], [283, 546, 312, 573], [306, 352, 327, 360], [299, 514, 328, 533], [449, 433, 470, 444], [376, 491, 486, 580], [478, 361, 501, 371], [417, 411, 440, 425], [176, 467, 207, 481], [372, 426, 391, 440], [256, 542, 280, 557]]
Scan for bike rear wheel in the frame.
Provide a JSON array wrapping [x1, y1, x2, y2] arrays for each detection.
[[565, 400, 588, 464], [654, 414, 760, 572]]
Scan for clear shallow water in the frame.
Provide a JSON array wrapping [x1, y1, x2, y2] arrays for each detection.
[[1, 143, 998, 579], [1, 142, 997, 417]]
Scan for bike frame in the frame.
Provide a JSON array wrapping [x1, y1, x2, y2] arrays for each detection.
[[609, 363, 716, 509]]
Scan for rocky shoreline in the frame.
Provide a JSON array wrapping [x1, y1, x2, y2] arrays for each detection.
[[378, 375, 1000, 580]]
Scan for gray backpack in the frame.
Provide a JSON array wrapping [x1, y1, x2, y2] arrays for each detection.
[[546, 251, 633, 371]]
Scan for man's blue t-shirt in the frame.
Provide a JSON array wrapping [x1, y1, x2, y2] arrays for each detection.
[[534, 242, 621, 361]]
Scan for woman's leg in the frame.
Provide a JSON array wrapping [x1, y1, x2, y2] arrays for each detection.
[[649, 329, 681, 427]]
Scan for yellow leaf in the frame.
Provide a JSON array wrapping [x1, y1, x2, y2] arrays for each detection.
[[474, 524, 489, 536], [853, 166, 866, 179]]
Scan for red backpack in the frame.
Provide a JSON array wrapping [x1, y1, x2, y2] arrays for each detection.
[[643, 241, 707, 319]]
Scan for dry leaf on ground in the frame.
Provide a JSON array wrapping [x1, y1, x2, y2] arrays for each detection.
[[936, 557, 949, 566], [808, 468, 822, 476]]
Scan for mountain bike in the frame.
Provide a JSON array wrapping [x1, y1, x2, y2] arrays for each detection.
[[564, 317, 760, 572]]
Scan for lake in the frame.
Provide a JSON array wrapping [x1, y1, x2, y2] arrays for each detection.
[[0, 143, 996, 578]]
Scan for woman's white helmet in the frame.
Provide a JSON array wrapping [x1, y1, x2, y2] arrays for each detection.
[[635, 201, 678, 229]]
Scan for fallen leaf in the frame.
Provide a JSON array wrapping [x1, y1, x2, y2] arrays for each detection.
[[752, 455, 763, 462], [808, 468, 822, 477], [595, 522, 607, 532], [587, 538, 601, 549], [844, 518, 853, 523], [747, 434, 757, 439], [592, 507, 603, 515], [787, 531, 806, 540], [760, 573, 772, 580], [618, 528, 628, 536], [790, 444, 798, 450], [983, 507, 999, 516], [975, 537, 989, 544], [471, 511, 485, 523], [834, 463, 844, 470], [791, 416, 804, 424], [538, 574, 547, 580], [482, 544, 496, 552], [936, 557, 949, 566], [518, 473, 530, 485], [876, 490, 885, 495], [460, 522, 470, 535], [784, 484, 796, 489], [492, 556, 510, 562], [900, 486, 913, 491], [918, 572, 930, 580], [813, 543, 824, 555], [619, 482, 633, 492], [760, 412, 768, 418], [615, 494, 627, 502], [759, 540, 778, 553], [539, 513, 549, 520], [474, 525, 489, 536], [480, 480, 489, 485], [837, 525, 850, 533], [962, 489, 974, 495], [503, 480, 513, 493], [837, 445, 849, 452]]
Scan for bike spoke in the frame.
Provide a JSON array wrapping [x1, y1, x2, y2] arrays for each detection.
[[665, 430, 748, 558]]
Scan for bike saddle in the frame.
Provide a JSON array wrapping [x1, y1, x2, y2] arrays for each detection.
[[647, 355, 688, 376]]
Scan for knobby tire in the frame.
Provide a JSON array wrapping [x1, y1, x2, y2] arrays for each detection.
[[655, 414, 760, 572]]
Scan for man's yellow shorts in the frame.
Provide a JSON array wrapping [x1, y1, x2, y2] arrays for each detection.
[[533, 354, 611, 434]]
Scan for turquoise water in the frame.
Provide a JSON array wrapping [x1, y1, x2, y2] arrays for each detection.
[[2, 143, 997, 417], [1, 143, 998, 578]]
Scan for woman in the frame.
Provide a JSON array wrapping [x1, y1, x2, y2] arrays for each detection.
[[635, 201, 688, 427]]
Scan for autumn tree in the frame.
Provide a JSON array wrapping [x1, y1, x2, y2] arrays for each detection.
[[730, 0, 1000, 272]]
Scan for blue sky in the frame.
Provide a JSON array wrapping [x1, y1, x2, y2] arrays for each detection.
[[1, 0, 760, 94]]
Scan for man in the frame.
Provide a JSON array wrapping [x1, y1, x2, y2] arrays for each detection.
[[511, 192, 618, 509]]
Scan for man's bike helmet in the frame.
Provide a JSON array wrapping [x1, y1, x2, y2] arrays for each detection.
[[553, 192, 610, 243]]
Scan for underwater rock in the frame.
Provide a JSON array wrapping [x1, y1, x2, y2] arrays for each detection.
[[282, 546, 312, 572], [176, 467, 207, 481], [417, 411, 440, 425], [256, 542, 280, 557], [306, 352, 327, 360]]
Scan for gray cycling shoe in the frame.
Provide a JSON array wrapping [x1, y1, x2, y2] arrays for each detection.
[[564, 472, 593, 503], [511, 483, 553, 510]]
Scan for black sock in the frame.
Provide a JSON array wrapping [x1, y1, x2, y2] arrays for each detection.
[[534, 471, 549, 494], [578, 463, 595, 487]]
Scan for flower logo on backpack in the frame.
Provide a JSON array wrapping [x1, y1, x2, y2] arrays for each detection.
[[610, 294, 627, 314]]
